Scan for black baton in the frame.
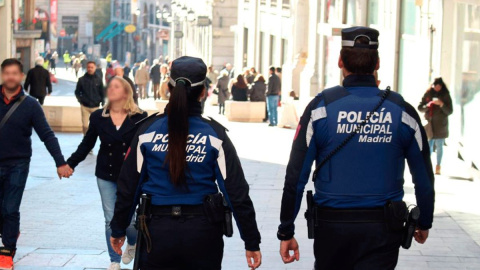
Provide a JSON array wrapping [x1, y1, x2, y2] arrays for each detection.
[[133, 194, 150, 270]]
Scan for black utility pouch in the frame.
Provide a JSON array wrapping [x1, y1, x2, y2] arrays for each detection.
[[203, 193, 226, 224], [384, 201, 408, 232]]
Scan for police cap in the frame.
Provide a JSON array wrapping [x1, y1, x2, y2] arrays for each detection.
[[169, 56, 207, 87], [341, 26, 379, 49]]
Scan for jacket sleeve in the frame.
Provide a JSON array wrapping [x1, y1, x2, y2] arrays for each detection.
[[214, 131, 261, 251], [75, 78, 83, 103], [439, 92, 453, 116], [66, 114, 99, 169], [403, 102, 435, 230], [417, 92, 430, 112], [110, 118, 156, 238], [46, 70, 52, 94], [24, 71, 31, 92], [278, 97, 320, 240], [31, 100, 66, 167]]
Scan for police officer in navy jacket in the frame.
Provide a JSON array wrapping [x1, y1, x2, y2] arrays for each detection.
[[277, 27, 435, 269], [110, 56, 262, 269]]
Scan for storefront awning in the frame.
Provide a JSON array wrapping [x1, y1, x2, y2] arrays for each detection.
[[103, 23, 126, 41], [95, 22, 118, 42]]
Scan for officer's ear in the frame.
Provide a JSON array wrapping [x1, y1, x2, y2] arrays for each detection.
[[375, 57, 380, 71], [338, 55, 344, 69]]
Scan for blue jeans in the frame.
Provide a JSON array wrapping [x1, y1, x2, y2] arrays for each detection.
[[267, 95, 280, 126], [0, 162, 30, 250], [97, 178, 137, 263], [429, 139, 445, 166]]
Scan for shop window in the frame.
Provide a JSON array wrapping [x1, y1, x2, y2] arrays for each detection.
[[150, 4, 155, 24], [401, 0, 417, 36], [269, 35, 276, 66], [367, 0, 379, 25]]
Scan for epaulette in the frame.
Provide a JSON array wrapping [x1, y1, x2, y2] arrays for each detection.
[[135, 112, 162, 126], [205, 116, 229, 132]]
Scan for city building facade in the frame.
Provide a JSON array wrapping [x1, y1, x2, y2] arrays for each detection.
[[234, 0, 480, 171], [169, 0, 237, 70], [106, 0, 171, 64]]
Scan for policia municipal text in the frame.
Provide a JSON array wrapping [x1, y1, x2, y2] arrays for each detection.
[[277, 27, 435, 269], [109, 57, 262, 269]]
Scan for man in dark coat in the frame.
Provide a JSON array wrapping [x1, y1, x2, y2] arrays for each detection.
[[150, 60, 161, 100], [75, 61, 105, 135], [24, 57, 52, 105]]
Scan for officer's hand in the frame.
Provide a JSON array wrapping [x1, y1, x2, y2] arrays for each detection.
[[246, 250, 262, 269], [110, 236, 125, 255], [414, 229, 429, 244], [280, 237, 300, 264]]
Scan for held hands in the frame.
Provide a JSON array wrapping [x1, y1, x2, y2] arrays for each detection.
[[57, 164, 74, 179], [110, 236, 126, 255], [280, 237, 300, 264], [414, 229, 429, 244], [246, 250, 262, 269]]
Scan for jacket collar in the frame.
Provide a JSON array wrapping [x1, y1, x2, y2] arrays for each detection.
[[0, 85, 25, 105], [342, 75, 377, 88], [164, 101, 203, 116]]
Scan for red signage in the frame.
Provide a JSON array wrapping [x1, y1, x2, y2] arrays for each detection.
[[59, 29, 66, 37], [50, 0, 57, 22]]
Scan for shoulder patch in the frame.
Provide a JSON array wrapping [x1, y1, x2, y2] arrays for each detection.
[[135, 112, 162, 126], [205, 117, 229, 132]]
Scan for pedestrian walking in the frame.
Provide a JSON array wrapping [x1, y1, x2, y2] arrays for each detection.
[[418, 77, 453, 175], [216, 70, 230, 115], [222, 63, 235, 79], [80, 54, 88, 74], [50, 51, 58, 74], [206, 65, 218, 88], [159, 64, 170, 100], [266, 66, 281, 126], [249, 75, 267, 102], [277, 27, 435, 270], [75, 61, 105, 135], [149, 60, 161, 100], [66, 76, 147, 270], [134, 63, 149, 99], [73, 58, 82, 78], [110, 56, 262, 269], [114, 65, 138, 105], [232, 74, 249, 101], [0, 58, 72, 270], [105, 63, 115, 84], [106, 52, 112, 65], [63, 50, 71, 71], [24, 57, 52, 105], [123, 63, 131, 78]]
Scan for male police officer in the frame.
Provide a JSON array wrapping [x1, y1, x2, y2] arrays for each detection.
[[277, 27, 434, 269]]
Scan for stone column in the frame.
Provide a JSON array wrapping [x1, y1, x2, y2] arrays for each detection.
[[0, 1, 13, 73], [298, 0, 321, 103]]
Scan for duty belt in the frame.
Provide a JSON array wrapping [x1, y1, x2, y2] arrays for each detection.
[[151, 205, 204, 217], [315, 207, 385, 223]]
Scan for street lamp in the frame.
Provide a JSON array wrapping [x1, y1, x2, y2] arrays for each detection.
[[187, 9, 195, 22], [162, 7, 171, 19], [156, 9, 162, 19], [179, 6, 188, 18], [135, 8, 141, 16]]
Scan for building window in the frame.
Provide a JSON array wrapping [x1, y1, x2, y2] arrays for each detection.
[[401, 0, 418, 36], [281, 39, 288, 66], [149, 4, 155, 24], [271, 0, 277, 8], [269, 35, 276, 66], [260, 0, 266, 6], [259, 32, 264, 72], [282, 0, 290, 9], [126, 3, 131, 20]]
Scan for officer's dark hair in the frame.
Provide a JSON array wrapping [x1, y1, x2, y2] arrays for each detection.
[[340, 37, 379, 74], [1, 58, 24, 73], [167, 80, 204, 186]]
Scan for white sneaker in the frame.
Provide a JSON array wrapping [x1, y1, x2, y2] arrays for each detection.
[[108, 262, 121, 270], [121, 243, 136, 265]]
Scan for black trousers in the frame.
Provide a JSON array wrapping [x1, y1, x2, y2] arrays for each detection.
[[140, 215, 224, 270], [32, 96, 45, 105], [314, 222, 402, 270]]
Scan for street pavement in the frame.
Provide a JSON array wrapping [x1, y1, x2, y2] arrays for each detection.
[[11, 67, 480, 269]]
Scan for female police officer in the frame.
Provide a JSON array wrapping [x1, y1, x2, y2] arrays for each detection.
[[109, 56, 262, 269]]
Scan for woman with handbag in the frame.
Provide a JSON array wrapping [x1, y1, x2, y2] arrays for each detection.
[[418, 77, 453, 174]]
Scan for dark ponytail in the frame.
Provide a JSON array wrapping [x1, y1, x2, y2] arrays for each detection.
[[166, 80, 190, 186]]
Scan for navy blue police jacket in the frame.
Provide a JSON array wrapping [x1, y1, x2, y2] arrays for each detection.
[[278, 75, 435, 240], [110, 102, 261, 251]]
